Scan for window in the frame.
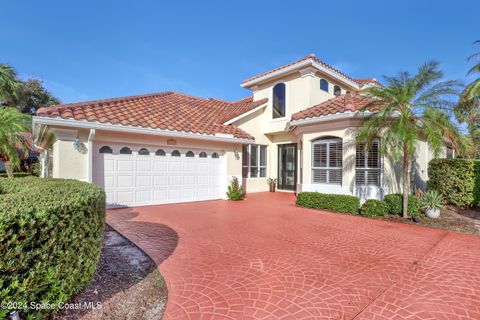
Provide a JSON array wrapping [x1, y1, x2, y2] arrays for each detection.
[[320, 79, 329, 92], [199, 152, 207, 158], [138, 148, 150, 155], [242, 144, 267, 178], [186, 151, 195, 157], [272, 83, 286, 119], [99, 146, 113, 154], [156, 149, 166, 156], [312, 138, 342, 184], [119, 147, 132, 155], [333, 85, 341, 96], [356, 140, 380, 186], [211, 152, 219, 158], [171, 150, 181, 157]]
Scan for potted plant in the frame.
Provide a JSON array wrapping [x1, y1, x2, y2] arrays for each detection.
[[420, 190, 444, 219], [266, 178, 278, 192]]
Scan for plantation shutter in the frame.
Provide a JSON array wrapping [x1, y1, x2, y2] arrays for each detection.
[[355, 140, 380, 186], [312, 139, 342, 185]]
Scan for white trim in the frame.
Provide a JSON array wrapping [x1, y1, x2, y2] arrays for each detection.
[[33, 117, 254, 144], [287, 111, 372, 129], [87, 129, 96, 183], [241, 57, 360, 90], [223, 103, 267, 125]]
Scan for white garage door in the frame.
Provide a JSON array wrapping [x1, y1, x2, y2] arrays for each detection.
[[93, 144, 223, 207]]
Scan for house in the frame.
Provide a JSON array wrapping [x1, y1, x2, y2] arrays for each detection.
[[32, 54, 450, 207]]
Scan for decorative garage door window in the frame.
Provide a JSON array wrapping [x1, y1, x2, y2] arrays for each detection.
[[199, 152, 207, 158], [99, 146, 113, 154], [156, 149, 166, 156], [312, 138, 342, 184], [186, 151, 195, 157], [211, 152, 219, 159], [356, 140, 380, 186], [138, 148, 150, 155], [171, 150, 181, 157], [242, 144, 267, 178], [120, 147, 132, 154]]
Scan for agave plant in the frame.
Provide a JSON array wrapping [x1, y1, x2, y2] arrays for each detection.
[[420, 190, 444, 210]]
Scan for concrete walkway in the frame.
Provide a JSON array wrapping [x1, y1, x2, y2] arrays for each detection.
[[107, 192, 480, 319]]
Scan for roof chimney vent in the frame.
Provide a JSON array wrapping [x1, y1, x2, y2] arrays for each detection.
[[344, 92, 355, 112]]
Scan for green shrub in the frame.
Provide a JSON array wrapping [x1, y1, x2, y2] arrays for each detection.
[[226, 176, 244, 200], [0, 172, 32, 178], [384, 193, 420, 216], [428, 159, 480, 206], [0, 177, 105, 319], [296, 192, 360, 214], [359, 199, 389, 217]]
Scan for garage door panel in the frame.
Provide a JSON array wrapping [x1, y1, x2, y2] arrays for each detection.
[[136, 160, 152, 172], [118, 175, 134, 188], [95, 144, 223, 207], [118, 160, 134, 171]]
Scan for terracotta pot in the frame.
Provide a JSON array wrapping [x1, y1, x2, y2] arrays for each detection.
[[269, 184, 276, 192]]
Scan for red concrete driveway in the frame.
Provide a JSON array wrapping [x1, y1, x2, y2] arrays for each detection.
[[107, 192, 480, 320]]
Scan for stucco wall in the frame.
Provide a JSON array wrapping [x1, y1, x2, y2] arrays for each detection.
[[51, 128, 89, 181]]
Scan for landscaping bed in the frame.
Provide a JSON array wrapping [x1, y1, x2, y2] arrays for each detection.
[[51, 224, 168, 320]]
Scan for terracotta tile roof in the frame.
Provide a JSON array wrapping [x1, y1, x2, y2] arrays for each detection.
[[243, 54, 363, 86], [36, 92, 268, 140], [354, 78, 383, 88], [291, 93, 383, 121]]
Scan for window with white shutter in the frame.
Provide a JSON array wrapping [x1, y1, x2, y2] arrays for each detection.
[[356, 140, 380, 186], [312, 138, 342, 184]]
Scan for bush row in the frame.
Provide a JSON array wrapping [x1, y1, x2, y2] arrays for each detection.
[[428, 159, 480, 206], [0, 177, 106, 319], [296, 192, 420, 217]]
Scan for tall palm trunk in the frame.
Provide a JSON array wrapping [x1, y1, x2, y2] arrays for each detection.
[[4, 162, 14, 178], [402, 143, 410, 219]]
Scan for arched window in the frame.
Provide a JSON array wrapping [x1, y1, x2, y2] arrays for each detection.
[[320, 79, 329, 92], [186, 151, 195, 158], [199, 152, 207, 158], [156, 149, 166, 156], [211, 152, 219, 159], [333, 85, 341, 96], [119, 147, 132, 155], [312, 137, 342, 184], [272, 83, 286, 119], [171, 150, 181, 157], [99, 146, 113, 154], [138, 148, 150, 155]]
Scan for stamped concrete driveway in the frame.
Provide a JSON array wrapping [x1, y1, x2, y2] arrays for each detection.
[[107, 192, 480, 320]]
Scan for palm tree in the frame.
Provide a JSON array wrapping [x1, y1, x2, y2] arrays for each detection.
[[456, 41, 480, 158], [0, 64, 21, 106], [0, 107, 31, 177], [357, 61, 463, 218]]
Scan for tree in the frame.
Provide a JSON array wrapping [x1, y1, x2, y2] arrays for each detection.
[[0, 63, 59, 114], [357, 61, 463, 218], [0, 107, 31, 177], [456, 41, 480, 158]]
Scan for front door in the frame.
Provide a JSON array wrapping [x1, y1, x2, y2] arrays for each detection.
[[278, 143, 297, 190]]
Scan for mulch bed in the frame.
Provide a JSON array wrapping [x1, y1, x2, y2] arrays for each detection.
[[51, 224, 168, 320], [375, 205, 480, 235]]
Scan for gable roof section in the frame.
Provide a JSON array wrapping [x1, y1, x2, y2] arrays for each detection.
[[36, 92, 267, 140], [291, 93, 382, 121], [242, 54, 378, 90], [354, 78, 383, 88]]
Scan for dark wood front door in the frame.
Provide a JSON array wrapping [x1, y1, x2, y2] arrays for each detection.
[[278, 143, 297, 190]]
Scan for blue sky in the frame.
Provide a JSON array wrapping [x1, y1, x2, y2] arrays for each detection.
[[1, 0, 478, 103]]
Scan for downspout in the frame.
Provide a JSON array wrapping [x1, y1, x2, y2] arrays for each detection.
[[32, 122, 48, 178], [87, 129, 96, 183]]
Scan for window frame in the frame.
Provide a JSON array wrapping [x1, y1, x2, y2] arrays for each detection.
[[333, 85, 341, 96], [320, 79, 329, 92], [242, 144, 267, 178], [119, 147, 132, 155], [99, 146, 113, 154], [311, 138, 342, 185], [272, 83, 286, 120], [355, 140, 381, 186]]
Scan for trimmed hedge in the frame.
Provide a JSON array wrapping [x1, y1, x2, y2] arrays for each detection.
[[296, 192, 360, 214], [428, 159, 480, 206], [384, 193, 420, 216], [0, 172, 32, 178], [359, 199, 389, 217], [0, 177, 105, 319]]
